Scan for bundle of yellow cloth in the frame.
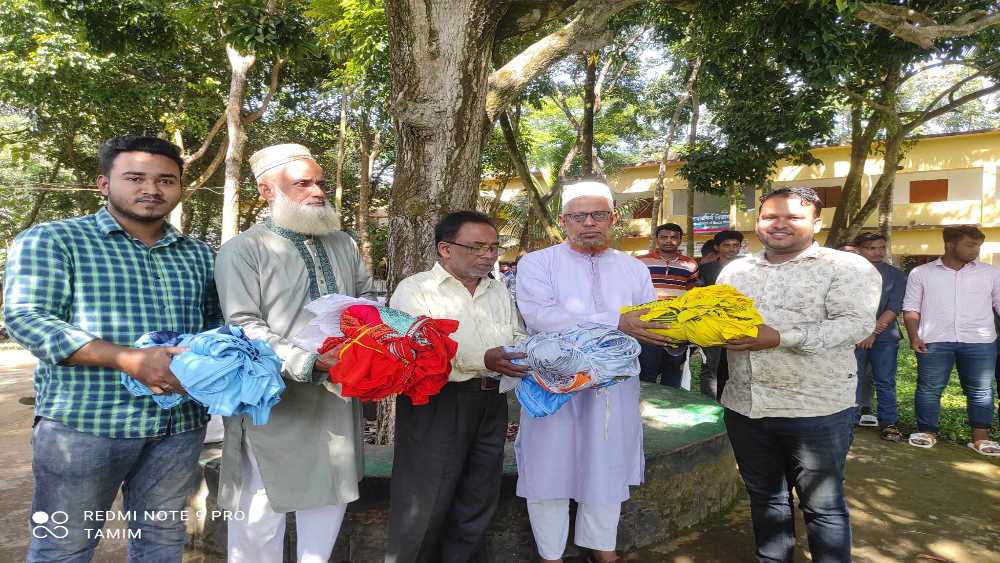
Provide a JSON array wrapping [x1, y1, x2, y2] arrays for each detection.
[[620, 285, 764, 347]]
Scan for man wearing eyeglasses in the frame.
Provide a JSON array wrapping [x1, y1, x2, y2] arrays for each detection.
[[386, 210, 530, 563], [515, 181, 668, 563]]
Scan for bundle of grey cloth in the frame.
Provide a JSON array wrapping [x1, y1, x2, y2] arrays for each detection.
[[500, 322, 641, 417]]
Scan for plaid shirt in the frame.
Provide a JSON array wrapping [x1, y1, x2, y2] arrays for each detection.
[[3, 207, 221, 438]]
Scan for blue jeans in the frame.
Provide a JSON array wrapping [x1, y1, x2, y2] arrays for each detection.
[[725, 408, 855, 563], [28, 418, 206, 563], [914, 342, 997, 433], [854, 339, 900, 426]]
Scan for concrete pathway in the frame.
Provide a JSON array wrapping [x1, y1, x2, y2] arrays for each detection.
[[2, 348, 998, 562]]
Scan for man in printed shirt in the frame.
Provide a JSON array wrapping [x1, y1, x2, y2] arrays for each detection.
[[717, 187, 880, 563], [387, 211, 529, 563], [4, 136, 220, 562], [902, 225, 1000, 455], [636, 223, 699, 387]]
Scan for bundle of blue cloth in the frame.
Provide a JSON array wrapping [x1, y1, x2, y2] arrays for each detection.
[[509, 322, 641, 417], [123, 325, 285, 425]]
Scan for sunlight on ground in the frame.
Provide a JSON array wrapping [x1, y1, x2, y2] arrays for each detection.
[[640, 400, 721, 430], [949, 459, 1000, 479]]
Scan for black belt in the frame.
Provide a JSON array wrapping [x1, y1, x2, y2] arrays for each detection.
[[449, 377, 499, 392]]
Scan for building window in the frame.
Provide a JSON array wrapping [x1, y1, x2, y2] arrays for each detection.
[[632, 198, 653, 219], [909, 179, 948, 203], [814, 186, 842, 208]]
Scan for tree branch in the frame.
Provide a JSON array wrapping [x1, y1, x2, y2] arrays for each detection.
[[486, 0, 646, 122], [594, 27, 645, 113], [186, 134, 227, 192], [244, 55, 288, 124], [496, 0, 579, 41], [548, 87, 580, 130], [907, 82, 1000, 131], [855, 2, 1000, 49], [498, 111, 562, 244], [908, 62, 1000, 126], [899, 59, 983, 86], [184, 113, 226, 165], [839, 87, 897, 117]]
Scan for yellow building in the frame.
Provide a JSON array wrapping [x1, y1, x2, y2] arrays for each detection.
[[486, 128, 1000, 265]]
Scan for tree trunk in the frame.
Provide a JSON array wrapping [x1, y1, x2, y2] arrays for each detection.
[[383, 1, 506, 446], [518, 205, 537, 254], [335, 89, 351, 222], [878, 175, 893, 261], [356, 112, 380, 271], [498, 112, 562, 244], [384, 0, 505, 294], [826, 102, 881, 247], [844, 130, 903, 245], [580, 50, 599, 177], [651, 56, 700, 242], [220, 44, 256, 242], [685, 76, 700, 258], [374, 397, 395, 446]]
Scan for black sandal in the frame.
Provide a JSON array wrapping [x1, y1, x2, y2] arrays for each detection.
[[880, 425, 903, 442]]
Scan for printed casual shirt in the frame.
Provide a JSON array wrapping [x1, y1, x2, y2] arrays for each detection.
[[717, 243, 880, 418], [902, 259, 1000, 344], [3, 207, 221, 438], [636, 250, 699, 300]]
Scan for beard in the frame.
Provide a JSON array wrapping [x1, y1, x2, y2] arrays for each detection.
[[570, 231, 609, 251], [270, 190, 339, 235]]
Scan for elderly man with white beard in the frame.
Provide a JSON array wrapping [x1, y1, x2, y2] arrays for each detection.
[[515, 181, 669, 563], [214, 144, 377, 563]]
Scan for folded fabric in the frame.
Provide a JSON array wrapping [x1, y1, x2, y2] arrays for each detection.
[[509, 322, 641, 417], [317, 304, 459, 405], [124, 326, 285, 425], [292, 293, 381, 352], [620, 284, 764, 347]]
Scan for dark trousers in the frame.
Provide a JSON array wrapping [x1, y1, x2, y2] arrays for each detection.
[[724, 408, 855, 563], [699, 346, 729, 401], [639, 343, 686, 387], [386, 380, 508, 563]]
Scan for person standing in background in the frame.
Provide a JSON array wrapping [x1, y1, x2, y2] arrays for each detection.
[[697, 230, 744, 399], [636, 223, 699, 388]]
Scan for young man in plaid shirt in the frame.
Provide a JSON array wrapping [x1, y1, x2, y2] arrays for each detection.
[[4, 136, 220, 562]]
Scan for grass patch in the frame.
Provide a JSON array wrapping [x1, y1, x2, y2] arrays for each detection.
[[689, 338, 999, 445]]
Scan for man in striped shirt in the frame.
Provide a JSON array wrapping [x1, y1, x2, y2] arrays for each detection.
[[4, 136, 220, 562], [636, 223, 699, 387]]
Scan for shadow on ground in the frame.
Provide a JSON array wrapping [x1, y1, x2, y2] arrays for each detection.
[[635, 428, 1000, 563]]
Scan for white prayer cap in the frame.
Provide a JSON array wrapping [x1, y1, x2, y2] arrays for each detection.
[[561, 181, 615, 211], [249, 143, 315, 180]]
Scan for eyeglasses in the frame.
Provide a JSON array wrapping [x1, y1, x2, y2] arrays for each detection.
[[563, 211, 612, 223], [445, 241, 501, 255]]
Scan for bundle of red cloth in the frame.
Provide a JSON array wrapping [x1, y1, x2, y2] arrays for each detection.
[[317, 304, 460, 405]]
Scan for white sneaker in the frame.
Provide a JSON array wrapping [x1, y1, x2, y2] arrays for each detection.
[[858, 414, 878, 427]]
